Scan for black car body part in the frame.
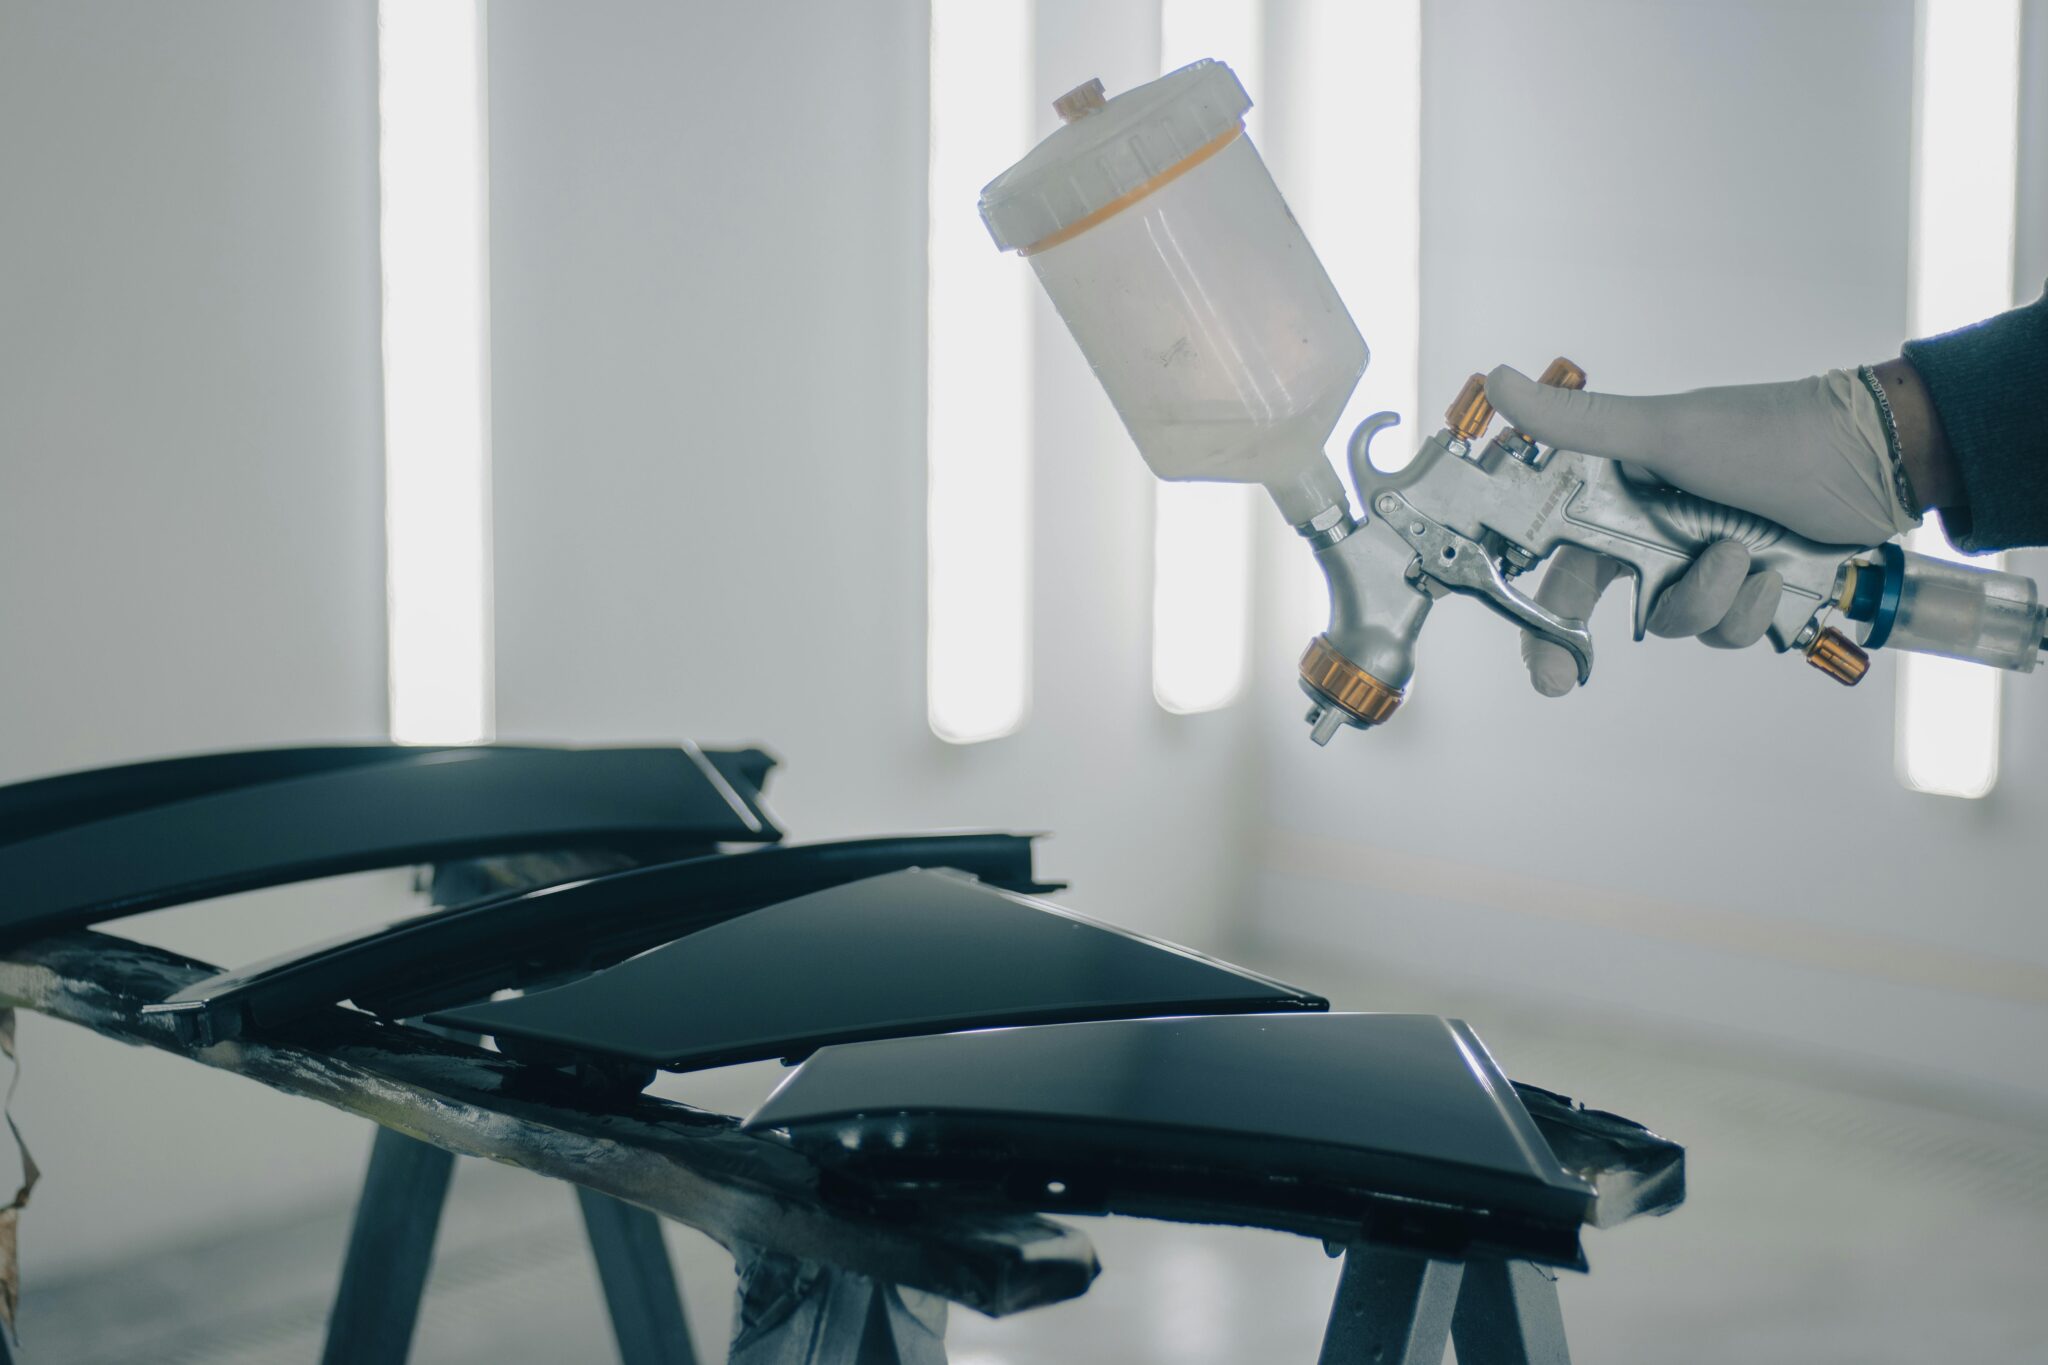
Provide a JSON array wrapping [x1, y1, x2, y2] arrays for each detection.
[[745, 1012, 1642, 1268], [0, 743, 779, 948], [146, 834, 1059, 1046], [428, 869, 1328, 1075]]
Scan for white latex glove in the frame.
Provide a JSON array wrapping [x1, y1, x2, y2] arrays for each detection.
[[1485, 366, 1920, 697]]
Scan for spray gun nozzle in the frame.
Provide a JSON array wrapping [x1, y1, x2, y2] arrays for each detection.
[[1305, 705, 1348, 747]]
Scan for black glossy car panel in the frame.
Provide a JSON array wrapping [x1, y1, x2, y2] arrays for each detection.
[[0, 746, 437, 846], [428, 869, 1325, 1073], [0, 743, 779, 948], [145, 834, 1059, 1044], [744, 1013, 1597, 1265]]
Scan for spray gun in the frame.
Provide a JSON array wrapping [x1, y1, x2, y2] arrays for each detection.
[[981, 62, 2046, 745]]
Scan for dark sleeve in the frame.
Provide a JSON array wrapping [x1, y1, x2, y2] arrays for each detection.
[[1899, 286, 2048, 552]]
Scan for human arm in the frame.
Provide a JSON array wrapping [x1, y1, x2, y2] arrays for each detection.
[[1486, 289, 2047, 695], [1898, 288, 2048, 551]]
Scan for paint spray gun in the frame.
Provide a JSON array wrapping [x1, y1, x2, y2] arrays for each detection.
[[981, 61, 2046, 745]]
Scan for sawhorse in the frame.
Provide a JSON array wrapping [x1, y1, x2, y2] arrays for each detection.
[[323, 1126, 699, 1364], [1319, 1243, 1571, 1365]]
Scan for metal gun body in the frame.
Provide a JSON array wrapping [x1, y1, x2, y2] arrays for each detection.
[[1355, 423, 1857, 665], [1297, 410, 2045, 745]]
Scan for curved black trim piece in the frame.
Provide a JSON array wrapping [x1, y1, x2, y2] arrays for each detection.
[[0, 746, 438, 847], [746, 1014, 1609, 1267], [0, 743, 780, 949], [428, 869, 1326, 1076], [144, 834, 1057, 1045]]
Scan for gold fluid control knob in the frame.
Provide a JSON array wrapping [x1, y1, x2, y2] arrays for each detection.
[[1536, 356, 1586, 392], [1445, 374, 1495, 441], [1804, 627, 1870, 686], [1053, 78, 1107, 124], [1500, 356, 1587, 447], [1298, 634, 1405, 727]]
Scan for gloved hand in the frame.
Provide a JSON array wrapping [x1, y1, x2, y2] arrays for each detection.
[[1484, 365, 1921, 696]]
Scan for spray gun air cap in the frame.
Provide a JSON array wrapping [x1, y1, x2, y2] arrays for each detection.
[[981, 61, 1364, 524]]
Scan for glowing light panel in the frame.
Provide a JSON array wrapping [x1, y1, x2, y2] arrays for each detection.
[[927, 0, 1033, 743], [379, 0, 494, 744], [1897, 0, 2021, 798], [1897, 535, 2003, 799], [1267, 0, 1422, 647], [1152, 0, 1264, 714], [1287, 0, 1420, 472]]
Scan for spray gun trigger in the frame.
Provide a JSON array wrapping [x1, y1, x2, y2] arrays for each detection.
[[1376, 493, 1596, 685], [1508, 594, 1596, 685]]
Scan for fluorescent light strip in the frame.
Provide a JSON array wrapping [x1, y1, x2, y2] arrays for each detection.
[[379, 0, 494, 745], [1897, 0, 2022, 798], [1268, 0, 1423, 646], [1896, 536, 2003, 798], [1151, 0, 1263, 715], [927, 0, 1033, 744], [1152, 481, 1256, 714], [1290, 0, 1420, 473]]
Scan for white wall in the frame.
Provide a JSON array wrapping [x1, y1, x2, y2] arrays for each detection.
[[1249, 0, 2048, 1104], [485, 0, 1256, 945], [0, 0, 398, 1276], [2024, 0, 2048, 292]]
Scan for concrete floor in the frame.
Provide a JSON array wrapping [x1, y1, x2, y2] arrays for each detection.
[[22, 945, 2048, 1364]]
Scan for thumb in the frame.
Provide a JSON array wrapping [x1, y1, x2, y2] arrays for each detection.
[[1484, 365, 1664, 464]]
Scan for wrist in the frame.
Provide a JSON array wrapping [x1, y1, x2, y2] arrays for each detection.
[[1870, 356, 1964, 511]]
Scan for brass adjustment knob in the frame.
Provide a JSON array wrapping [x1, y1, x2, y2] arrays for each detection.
[[1299, 634, 1405, 725], [1536, 356, 1587, 391], [1804, 627, 1870, 686], [1053, 78, 1107, 124], [1445, 373, 1495, 442], [1496, 357, 1587, 461]]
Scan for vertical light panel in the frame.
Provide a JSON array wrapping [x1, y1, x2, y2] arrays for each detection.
[[1151, 481, 1255, 713], [1286, 0, 1421, 470], [1897, 0, 2022, 798], [927, 0, 1033, 744], [1897, 537, 2003, 797], [1267, 0, 1423, 646], [379, 0, 494, 744], [1151, 0, 1262, 715]]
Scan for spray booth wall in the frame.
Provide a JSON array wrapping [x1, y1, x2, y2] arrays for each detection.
[[2, 0, 396, 1278]]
